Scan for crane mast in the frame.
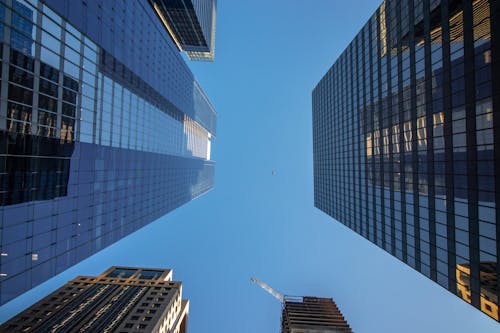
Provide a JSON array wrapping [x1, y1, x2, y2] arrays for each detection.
[[251, 277, 284, 303]]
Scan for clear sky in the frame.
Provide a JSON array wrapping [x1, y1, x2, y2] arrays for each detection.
[[1, 1, 500, 332]]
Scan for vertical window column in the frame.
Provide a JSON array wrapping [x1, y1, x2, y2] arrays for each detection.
[[424, 0, 437, 281], [0, 1, 12, 131], [490, 0, 500, 322], [440, 0, 458, 295], [361, 27, 368, 239], [410, 0, 421, 270], [385, 1, 396, 256], [397, 0, 408, 263], [368, 19, 376, 243], [463, 0, 480, 308], [55, 22, 65, 139], [376, 9, 384, 248]]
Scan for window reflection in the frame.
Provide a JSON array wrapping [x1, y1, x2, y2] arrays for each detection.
[[11, 0, 36, 56], [107, 268, 137, 279], [0, 0, 216, 307], [314, 0, 497, 322], [136, 270, 163, 280], [457, 263, 498, 320]]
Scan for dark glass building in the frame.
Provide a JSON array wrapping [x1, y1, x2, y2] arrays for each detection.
[[313, 0, 499, 321], [0, 0, 216, 305], [150, 0, 217, 61], [0, 266, 189, 332], [281, 297, 352, 333]]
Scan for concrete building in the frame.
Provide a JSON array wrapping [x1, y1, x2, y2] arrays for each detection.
[[0, 266, 188, 333], [281, 297, 352, 333]]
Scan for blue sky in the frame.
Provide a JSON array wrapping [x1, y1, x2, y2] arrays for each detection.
[[1, 0, 500, 332]]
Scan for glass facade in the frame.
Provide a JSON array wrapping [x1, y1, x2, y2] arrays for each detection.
[[0, 0, 216, 305], [313, 0, 499, 321], [151, 0, 217, 61]]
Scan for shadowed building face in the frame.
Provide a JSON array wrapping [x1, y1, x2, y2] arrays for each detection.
[[281, 297, 353, 333], [0, 266, 189, 333], [149, 0, 217, 61], [313, 0, 499, 322]]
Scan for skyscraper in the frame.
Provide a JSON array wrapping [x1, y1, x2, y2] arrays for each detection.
[[251, 278, 353, 333], [0, 266, 189, 333], [0, 0, 217, 305], [313, 0, 498, 321], [150, 0, 217, 61], [281, 297, 352, 333]]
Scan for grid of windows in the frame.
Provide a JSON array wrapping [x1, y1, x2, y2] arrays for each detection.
[[1, 267, 189, 333], [313, 0, 498, 321], [0, 0, 213, 157], [0, 0, 217, 306], [281, 297, 353, 333], [152, 0, 217, 61]]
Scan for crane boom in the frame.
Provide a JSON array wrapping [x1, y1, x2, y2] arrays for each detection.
[[251, 277, 284, 302]]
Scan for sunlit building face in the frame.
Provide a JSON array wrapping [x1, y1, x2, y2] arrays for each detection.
[[0, 0, 217, 306]]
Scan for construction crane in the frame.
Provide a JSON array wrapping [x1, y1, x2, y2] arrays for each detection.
[[251, 277, 284, 303]]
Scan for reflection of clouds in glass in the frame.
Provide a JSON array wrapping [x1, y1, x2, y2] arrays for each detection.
[[11, 0, 36, 56], [183, 116, 211, 159], [0, 0, 217, 308], [207, 133, 212, 160]]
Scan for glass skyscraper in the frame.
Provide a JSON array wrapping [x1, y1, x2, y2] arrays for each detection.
[[313, 0, 498, 321], [0, 0, 216, 305], [150, 0, 217, 61]]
